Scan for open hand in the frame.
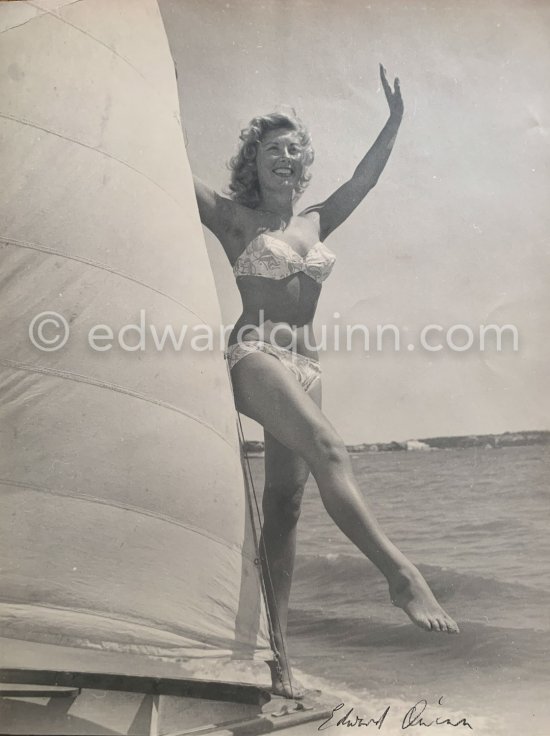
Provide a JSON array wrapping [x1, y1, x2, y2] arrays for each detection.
[[380, 64, 403, 120]]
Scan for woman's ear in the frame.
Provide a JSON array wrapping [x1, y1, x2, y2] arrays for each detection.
[[244, 143, 257, 161]]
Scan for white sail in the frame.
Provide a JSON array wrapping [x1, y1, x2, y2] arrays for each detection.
[[0, 0, 272, 673]]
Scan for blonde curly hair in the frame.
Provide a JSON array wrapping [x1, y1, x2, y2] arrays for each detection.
[[228, 112, 314, 209]]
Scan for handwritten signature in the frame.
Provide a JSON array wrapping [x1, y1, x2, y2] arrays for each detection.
[[318, 698, 473, 731]]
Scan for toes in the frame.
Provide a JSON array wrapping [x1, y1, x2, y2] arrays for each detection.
[[417, 617, 433, 632], [273, 680, 306, 699], [439, 614, 459, 633], [287, 683, 305, 699], [447, 619, 460, 634]]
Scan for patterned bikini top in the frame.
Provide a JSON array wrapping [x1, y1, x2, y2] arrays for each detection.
[[232, 233, 336, 284]]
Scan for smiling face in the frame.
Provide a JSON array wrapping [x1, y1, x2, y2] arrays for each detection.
[[255, 128, 305, 198]]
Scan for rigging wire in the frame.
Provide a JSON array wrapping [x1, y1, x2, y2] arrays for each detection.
[[227, 363, 297, 700], [236, 413, 297, 700]]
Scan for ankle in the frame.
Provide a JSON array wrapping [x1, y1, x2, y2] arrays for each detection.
[[386, 561, 421, 586]]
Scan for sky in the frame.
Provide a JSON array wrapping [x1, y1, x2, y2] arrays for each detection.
[[160, 0, 549, 443]]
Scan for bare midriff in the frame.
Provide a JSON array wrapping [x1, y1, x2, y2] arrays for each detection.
[[229, 272, 322, 361]]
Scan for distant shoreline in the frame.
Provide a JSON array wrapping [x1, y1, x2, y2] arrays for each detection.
[[243, 430, 550, 457]]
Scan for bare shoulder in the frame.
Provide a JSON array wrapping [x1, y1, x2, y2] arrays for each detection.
[[297, 205, 324, 241], [298, 195, 350, 243]]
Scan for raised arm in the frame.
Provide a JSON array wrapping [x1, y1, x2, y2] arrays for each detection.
[[193, 177, 233, 240], [304, 65, 404, 241], [193, 177, 243, 263]]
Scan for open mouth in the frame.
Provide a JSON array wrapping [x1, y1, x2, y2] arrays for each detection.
[[273, 166, 293, 177]]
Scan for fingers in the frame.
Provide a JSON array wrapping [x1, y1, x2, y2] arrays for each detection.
[[394, 79, 403, 108], [380, 64, 401, 96], [380, 64, 392, 96]]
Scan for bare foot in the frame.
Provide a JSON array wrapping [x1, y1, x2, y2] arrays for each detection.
[[388, 566, 460, 633], [268, 660, 305, 699]]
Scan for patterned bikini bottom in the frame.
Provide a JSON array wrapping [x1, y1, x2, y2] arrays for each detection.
[[225, 340, 321, 392]]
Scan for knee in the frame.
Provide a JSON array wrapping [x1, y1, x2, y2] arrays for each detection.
[[263, 482, 305, 527], [310, 426, 348, 467]]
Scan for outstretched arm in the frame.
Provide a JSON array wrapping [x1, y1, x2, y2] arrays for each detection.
[[305, 65, 404, 241], [193, 177, 244, 262]]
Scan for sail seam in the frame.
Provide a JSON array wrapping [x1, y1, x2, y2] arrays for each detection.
[[26, 0, 182, 124], [1, 237, 207, 323], [0, 600, 246, 653], [0, 477, 260, 564], [0, 112, 185, 212], [0, 358, 233, 450], [0, 8, 44, 36]]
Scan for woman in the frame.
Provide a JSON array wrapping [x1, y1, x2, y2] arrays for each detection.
[[194, 65, 459, 697]]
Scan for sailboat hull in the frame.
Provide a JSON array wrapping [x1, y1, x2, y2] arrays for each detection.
[[0, 667, 329, 736]]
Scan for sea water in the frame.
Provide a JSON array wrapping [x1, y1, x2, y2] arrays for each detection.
[[248, 445, 550, 736]]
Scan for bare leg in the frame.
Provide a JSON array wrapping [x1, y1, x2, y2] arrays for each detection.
[[260, 378, 321, 697], [231, 352, 459, 645]]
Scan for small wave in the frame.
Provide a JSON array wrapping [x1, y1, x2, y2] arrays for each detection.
[[294, 553, 550, 612], [289, 606, 550, 676]]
